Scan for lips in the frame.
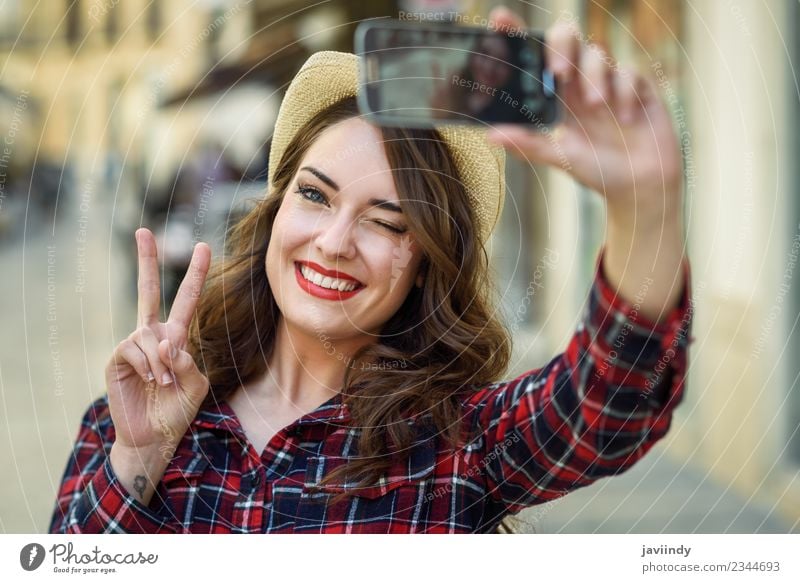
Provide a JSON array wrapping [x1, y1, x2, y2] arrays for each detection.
[[294, 261, 365, 301], [297, 260, 363, 285]]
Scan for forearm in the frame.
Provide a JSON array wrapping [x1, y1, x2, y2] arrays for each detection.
[[109, 442, 173, 507], [603, 198, 686, 323], [475, 241, 692, 512]]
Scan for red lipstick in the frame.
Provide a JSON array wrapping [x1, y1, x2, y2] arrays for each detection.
[[295, 262, 365, 301], [297, 261, 362, 283]]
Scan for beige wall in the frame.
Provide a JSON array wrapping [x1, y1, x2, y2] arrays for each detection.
[[679, 0, 800, 520]]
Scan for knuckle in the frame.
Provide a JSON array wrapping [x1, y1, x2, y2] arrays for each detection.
[[110, 345, 128, 366], [135, 326, 157, 342], [114, 340, 141, 368], [174, 350, 191, 369], [581, 82, 603, 106], [115, 340, 134, 358], [588, 92, 606, 108]]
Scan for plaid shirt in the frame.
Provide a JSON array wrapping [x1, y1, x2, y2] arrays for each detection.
[[49, 252, 692, 534]]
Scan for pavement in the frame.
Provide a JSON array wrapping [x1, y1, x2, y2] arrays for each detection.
[[0, 198, 133, 534], [514, 447, 794, 533]]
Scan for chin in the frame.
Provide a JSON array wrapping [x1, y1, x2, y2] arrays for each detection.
[[284, 306, 351, 337]]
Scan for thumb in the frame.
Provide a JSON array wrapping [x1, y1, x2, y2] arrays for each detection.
[[159, 339, 209, 401]]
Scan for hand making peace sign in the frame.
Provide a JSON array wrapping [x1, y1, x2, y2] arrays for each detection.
[[104, 228, 212, 453]]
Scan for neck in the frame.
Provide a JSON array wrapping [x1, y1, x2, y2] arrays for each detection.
[[252, 315, 374, 406]]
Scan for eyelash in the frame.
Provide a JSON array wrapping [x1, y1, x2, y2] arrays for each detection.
[[295, 184, 407, 235]]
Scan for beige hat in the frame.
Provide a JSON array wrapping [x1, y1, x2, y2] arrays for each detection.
[[267, 51, 506, 245]]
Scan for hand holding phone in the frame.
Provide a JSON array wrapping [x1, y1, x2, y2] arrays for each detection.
[[482, 6, 682, 213]]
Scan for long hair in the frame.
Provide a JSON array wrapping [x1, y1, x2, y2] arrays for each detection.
[[188, 95, 514, 515]]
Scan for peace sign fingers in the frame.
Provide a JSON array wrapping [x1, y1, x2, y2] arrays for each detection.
[[136, 228, 162, 328], [166, 240, 211, 340]]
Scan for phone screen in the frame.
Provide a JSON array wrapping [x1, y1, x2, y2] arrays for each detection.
[[356, 20, 558, 127]]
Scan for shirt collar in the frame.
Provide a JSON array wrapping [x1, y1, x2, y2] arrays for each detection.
[[191, 391, 350, 433]]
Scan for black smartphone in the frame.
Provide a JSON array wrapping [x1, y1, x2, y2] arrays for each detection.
[[354, 18, 558, 129]]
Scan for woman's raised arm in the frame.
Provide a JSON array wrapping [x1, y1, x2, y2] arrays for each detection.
[[461, 7, 693, 515]]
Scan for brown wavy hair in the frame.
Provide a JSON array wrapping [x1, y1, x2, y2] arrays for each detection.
[[188, 95, 515, 519]]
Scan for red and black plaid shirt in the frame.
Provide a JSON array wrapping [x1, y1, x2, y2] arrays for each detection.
[[49, 252, 693, 534]]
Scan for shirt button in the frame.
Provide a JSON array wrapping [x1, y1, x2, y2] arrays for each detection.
[[251, 471, 262, 490]]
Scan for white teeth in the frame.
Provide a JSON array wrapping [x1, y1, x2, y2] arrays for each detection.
[[299, 264, 359, 292]]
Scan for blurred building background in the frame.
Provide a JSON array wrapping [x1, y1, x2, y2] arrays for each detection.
[[0, 0, 797, 533]]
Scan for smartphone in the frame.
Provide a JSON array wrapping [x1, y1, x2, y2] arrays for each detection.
[[354, 18, 558, 129]]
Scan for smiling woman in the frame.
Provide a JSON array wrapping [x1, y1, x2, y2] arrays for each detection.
[[191, 93, 514, 499], [50, 7, 692, 535]]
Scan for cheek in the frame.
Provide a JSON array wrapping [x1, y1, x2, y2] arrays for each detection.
[[271, 203, 314, 251], [266, 205, 303, 286], [367, 239, 421, 290]]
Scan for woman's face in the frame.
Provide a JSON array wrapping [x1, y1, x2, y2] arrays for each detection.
[[266, 117, 426, 343], [470, 36, 512, 88]]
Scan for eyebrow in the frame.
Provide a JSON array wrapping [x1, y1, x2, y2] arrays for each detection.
[[300, 166, 404, 214]]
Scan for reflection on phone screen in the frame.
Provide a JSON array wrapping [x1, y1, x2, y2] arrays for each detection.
[[364, 25, 556, 126]]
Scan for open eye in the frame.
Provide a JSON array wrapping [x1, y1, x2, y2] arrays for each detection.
[[296, 184, 328, 205]]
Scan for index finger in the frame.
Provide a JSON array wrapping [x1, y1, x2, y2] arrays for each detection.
[[136, 228, 161, 327], [545, 21, 581, 82], [167, 241, 211, 331]]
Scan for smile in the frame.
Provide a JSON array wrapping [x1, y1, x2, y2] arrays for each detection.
[[294, 262, 365, 300]]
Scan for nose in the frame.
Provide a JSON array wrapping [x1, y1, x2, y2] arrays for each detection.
[[314, 208, 357, 261]]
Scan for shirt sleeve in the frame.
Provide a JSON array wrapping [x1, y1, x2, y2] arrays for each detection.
[[462, 249, 693, 515], [48, 396, 180, 534]]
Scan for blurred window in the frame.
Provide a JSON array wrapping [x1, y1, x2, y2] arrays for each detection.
[[147, 0, 162, 42], [105, 1, 119, 44], [66, 0, 82, 48], [0, 0, 20, 45]]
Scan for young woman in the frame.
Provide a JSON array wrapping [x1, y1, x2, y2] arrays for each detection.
[[49, 8, 691, 534]]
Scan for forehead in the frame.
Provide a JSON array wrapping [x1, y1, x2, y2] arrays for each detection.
[[301, 118, 397, 195]]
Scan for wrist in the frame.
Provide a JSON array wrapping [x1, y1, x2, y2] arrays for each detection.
[[607, 200, 682, 238], [606, 187, 683, 230], [109, 442, 174, 506], [110, 441, 174, 474]]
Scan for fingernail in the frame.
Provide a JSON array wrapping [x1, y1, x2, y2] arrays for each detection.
[[146, 371, 155, 383], [169, 343, 177, 359], [161, 372, 174, 385]]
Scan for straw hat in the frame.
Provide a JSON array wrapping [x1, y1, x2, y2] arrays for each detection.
[[267, 51, 506, 245]]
